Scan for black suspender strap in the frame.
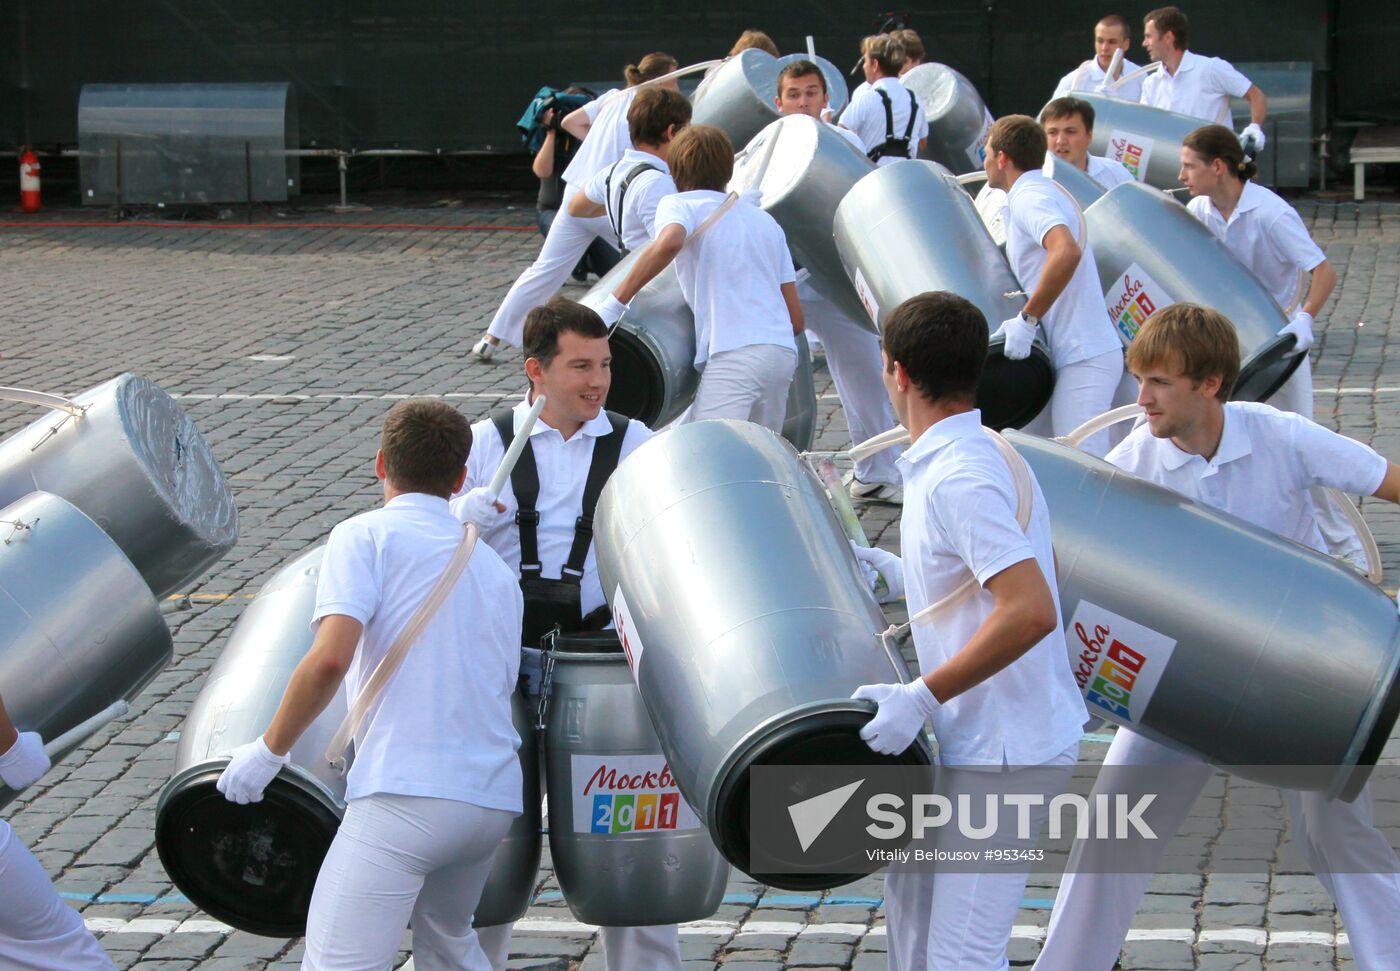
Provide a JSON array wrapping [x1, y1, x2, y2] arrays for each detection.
[[492, 409, 545, 577], [867, 87, 916, 162], [903, 89, 919, 144], [607, 161, 660, 254], [562, 411, 630, 580], [879, 87, 896, 143]]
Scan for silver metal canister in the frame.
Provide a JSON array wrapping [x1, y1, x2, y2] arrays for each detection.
[[775, 53, 850, 116], [541, 630, 729, 926], [155, 545, 541, 935], [1046, 155, 1107, 210], [731, 114, 877, 331], [594, 420, 933, 888], [0, 373, 238, 598], [833, 160, 1054, 430], [690, 49, 782, 152], [1069, 92, 1202, 191], [900, 62, 994, 174], [1083, 180, 1299, 400], [1008, 431, 1400, 800], [0, 491, 172, 809]]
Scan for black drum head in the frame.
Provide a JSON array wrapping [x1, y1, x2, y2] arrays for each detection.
[[542, 628, 623, 654], [155, 769, 340, 938], [606, 329, 665, 427], [1234, 334, 1303, 403], [980, 338, 1056, 430]]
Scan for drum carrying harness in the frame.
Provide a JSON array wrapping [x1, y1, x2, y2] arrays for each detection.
[[603, 160, 660, 254], [868, 87, 920, 163]]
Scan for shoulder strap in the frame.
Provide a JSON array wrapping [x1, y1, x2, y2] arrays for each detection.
[[492, 409, 544, 576], [876, 87, 895, 140], [903, 90, 919, 142], [562, 412, 630, 578], [610, 162, 661, 251]]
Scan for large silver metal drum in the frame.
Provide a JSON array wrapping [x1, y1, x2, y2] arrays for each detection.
[[0, 491, 172, 809], [691, 48, 782, 152], [900, 62, 994, 174], [580, 252, 818, 449], [1009, 431, 1400, 800], [834, 160, 1054, 429], [775, 53, 850, 116], [156, 545, 541, 935], [595, 420, 933, 888], [1069, 92, 1201, 191], [731, 114, 877, 331], [541, 630, 729, 925], [1084, 181, 1299, 400], [0, 374, 238, 598], [1047, 155, 1107, 210]]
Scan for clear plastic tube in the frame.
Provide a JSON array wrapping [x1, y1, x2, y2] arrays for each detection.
[[1105, 60, 1162, 93], [0, 387, 86, 418]]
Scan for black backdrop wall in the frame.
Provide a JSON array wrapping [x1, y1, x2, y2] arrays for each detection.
[[2, 1, 1390, 155]]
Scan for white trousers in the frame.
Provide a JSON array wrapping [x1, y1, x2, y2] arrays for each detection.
[[476, 921, 681, 971], [0, 820, 115, 971], [303, 793, 514, 971], [486, 184, 614, 347], [1026, 348, 1125, 457], [1032, 728, 1400, 971], [799, 285, 901, 484], [885, 743, 1078, 971], [687, 344, 797, 433]]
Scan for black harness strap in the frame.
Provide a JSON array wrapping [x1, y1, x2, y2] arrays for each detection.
[[867, 87, 920, 162], [563, 411, 630, 579], [492, 410, 544, 576], [603, 160, 661, 254]]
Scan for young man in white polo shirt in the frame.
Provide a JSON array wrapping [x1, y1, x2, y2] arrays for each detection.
[[218, 400, 524, 971], [471, 52, 677, 361], [1032, 304, 1400, 971], [1139, 6, 1268, 153], [1040, 96, 1135, 189], [984, 114, 1125, 456], [1054, 14, 1143, 102], [597, 125, 804, 433], [849, 291, 1087, 970], [839, 34, 929, 167], [1, 693, 117, 970], [453, 299, 682, 971], [568, 87, 690, 255], [776, 59, 903, 502]]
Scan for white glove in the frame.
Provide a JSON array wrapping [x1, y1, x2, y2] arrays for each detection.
[[995, 314, 1037, 361], [596, 294, 628, 327], [1239, 123, 1266, 157], [217, 736, 290, 805], [0, 731, 50, 790], [850, 541, 905, 601], [1280, 310, 1314, 355], [457, 486, 504, 526], [851, 679, 940, 755]]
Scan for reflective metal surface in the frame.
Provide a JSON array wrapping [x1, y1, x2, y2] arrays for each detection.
[[1071, 92, 1201, 191], [0, 373, 238, 598], [595, 420, 931, 888], [1009, 431, 1400, 800], [900, 63, 994, 175], [1046, 155, 1107, 210], [0, 492, 172, 810], [475, 692, 542, 928], [775, 53, 850, 116], [543, 634, 728, 925], [690, 49, 782, 152], [731, 115, 877, 331], [1083, 181, 1300, 400]]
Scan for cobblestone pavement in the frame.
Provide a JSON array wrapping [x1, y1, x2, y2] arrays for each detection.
[[1, 194, 1398, 970]]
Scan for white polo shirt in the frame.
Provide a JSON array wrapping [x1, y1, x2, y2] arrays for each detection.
[[1054, 56, 1143, 102], [1085, 153, 1135, 189], [1004, 170, 1122, 367], [583, 149, 676, 252], [840, 76, 929, 167], [897, 410, 1088, 766], [561, 88, 636, 189], [828, 120, 867, 152], [1107, 402, 1388, 551], [653, 189, 798, 366], [1139, 50, 1252, 123], [1187, 181, 1326, 310], [456, 397, 652, 620], [314, 493, 524, 810]]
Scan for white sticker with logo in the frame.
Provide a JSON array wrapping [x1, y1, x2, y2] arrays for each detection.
[[571, 753, 702, 834], [612, 585, 644, 682], [1066, 600, 1177, 725], [1106, 129, 1154, 182], [966, 108, 994, 168], [1104, 262, 1174, 345], [853, 267, 881, 327]]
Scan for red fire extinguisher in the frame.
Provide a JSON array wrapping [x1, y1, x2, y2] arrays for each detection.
[[19, 148, 40, 213]]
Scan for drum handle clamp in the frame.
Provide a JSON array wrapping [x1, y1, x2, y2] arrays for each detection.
[[535, 631, 557, 731]]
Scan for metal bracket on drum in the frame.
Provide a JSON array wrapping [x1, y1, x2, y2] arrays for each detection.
[[0, 386, 90, 451], [0, 516, 38, 545], [535, 630, 558, 731]]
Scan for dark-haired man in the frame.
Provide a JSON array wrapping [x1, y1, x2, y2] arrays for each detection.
[[984, 115, 1124, 455], [218, 399, 524, 970], [453, 298, 683, 971], [850, 290, 1086, 970], [1040, 96, 1134, 189], [1054, 14, 1142, 101]]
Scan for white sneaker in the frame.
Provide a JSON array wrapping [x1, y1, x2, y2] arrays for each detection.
[[844, 471, 903, 505], [471, 336, 498, 361]]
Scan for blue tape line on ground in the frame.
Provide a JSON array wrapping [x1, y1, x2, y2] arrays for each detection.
[[60, 892, 192, 905]]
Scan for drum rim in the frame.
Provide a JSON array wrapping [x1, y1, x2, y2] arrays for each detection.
[[1233, 334, 1304, 403]]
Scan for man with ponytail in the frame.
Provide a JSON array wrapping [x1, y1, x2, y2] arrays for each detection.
[[471, 53, 679, 361]]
